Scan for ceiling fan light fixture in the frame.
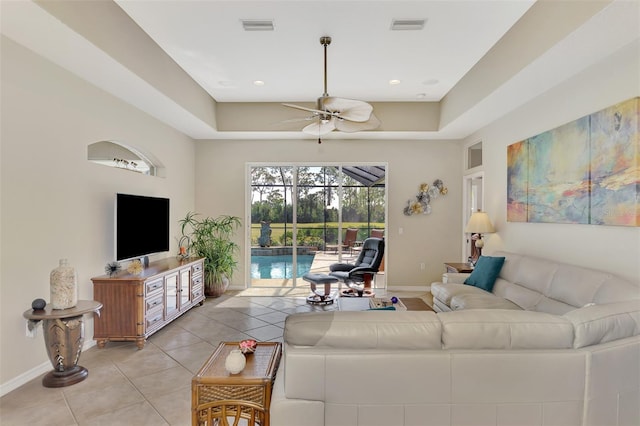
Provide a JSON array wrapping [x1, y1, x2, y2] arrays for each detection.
[[282, 36, 381, 136], [241, 19, 274, 31], [303, 119, 336, 136], [391, 19, 426, 31]]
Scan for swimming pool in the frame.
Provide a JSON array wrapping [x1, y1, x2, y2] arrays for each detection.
[[251, 255, 315, 279]]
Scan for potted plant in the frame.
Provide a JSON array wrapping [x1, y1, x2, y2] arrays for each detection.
[[179, 212, 241, 297]]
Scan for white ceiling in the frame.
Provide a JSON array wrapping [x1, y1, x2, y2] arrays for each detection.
[[115, 0, 535, 103], [1, 0, 639, 140]]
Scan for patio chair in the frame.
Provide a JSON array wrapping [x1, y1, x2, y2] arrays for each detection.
[[342, 228, 359, 254], [326, 227, 359, 254], [370, 229, 384, 239]]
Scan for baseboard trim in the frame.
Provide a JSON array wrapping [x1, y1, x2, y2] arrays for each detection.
[[0, 339, 97, 397], [0, 361, 50, 397]]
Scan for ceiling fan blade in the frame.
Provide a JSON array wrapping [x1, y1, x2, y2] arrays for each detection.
[[302, 118, 336, 135], [279, 116, 315, 124], [335, 113, 381, 133], [282, 103, 324, 115], [283, 101, 345, 120], [323, 97, 373, 122]]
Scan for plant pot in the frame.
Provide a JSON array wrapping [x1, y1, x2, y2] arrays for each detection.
[[205, 274, 229, 298]]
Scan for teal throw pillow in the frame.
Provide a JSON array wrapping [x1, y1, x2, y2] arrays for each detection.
[[464, 256, 505, 292]]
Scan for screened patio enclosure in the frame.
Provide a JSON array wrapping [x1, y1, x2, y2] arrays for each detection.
[[249, 164, 386, 289]]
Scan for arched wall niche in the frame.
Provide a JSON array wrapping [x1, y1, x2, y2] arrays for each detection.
[[87, 140, 165, 177]]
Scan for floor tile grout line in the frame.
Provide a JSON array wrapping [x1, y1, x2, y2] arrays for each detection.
[[61, 389, 80, 426], [107, 344, 188, 425]]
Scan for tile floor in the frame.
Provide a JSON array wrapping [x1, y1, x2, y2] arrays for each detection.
[[0, 290, 426, 425]]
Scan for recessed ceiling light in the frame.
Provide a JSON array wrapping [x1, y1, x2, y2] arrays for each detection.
[[241, 20, 274, 31], [389, 79, 401, 85], [416, 93, 427, 99], [253, 80, 265, 86], [391, 19, 426, 31], [422, 78, 439, 86], [218, 80, 234, 87]]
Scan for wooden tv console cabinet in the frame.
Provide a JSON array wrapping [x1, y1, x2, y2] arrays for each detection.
[[92, 257, 205, 349]]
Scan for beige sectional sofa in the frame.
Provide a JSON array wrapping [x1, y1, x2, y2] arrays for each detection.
[[431, 251, 639, 314], [270, 252, 640, 426]]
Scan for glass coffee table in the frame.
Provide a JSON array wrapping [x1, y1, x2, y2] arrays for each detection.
[[337, 296, 433, 312], [337, 296, 407, 311]]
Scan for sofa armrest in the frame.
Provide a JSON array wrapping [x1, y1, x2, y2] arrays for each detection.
[[284, 311, 441, 349], [563, 300, 640, 348], [441, 272, 471, 284]]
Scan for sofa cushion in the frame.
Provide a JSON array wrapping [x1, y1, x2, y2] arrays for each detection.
[[439, 309, 574, 349], [284, 311, 442, 349], [464, 256, 505, 292], [431, 282, 489, 306], [451, 293, 522, 310], [563, 300, 640, 348]]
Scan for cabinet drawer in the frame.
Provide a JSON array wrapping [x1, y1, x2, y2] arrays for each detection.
[[146, 307, 164, 328], [146, 279, 164, 295], [192, 285, 203, 300], [145, 294, 163, 311], [192, 262, 203, 275], [192, 274, 203, 288]]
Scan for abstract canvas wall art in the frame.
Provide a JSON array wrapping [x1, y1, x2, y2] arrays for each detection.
[[507, 140, 528, 222], [507, 97, 639, 227]]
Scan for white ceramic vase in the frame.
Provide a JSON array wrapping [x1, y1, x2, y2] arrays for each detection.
[[50, 259, 78, 309], [224, 349, 246, 374]]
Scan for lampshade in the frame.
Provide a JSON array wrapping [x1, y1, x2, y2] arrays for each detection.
[[465, 211, 495, 234]]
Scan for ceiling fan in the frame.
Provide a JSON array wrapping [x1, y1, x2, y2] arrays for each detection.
[[283, 36, 380, 143]]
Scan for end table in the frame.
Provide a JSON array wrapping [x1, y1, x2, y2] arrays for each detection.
[[23, 300, 102, 387], [444, 262, 474, 273], [192, 342, 282, 426]]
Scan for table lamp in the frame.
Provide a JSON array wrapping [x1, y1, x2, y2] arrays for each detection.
[[465, 211, 495, 259]]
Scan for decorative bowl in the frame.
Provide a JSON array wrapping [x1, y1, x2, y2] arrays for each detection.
[[239, 339, 257, 354]]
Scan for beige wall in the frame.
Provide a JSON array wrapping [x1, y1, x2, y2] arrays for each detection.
[[467, 40, 640, 282], [0, 37, 196, 391], [194, 139, 464, 288]]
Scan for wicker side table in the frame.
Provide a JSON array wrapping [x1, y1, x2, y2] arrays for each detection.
[[192, 342, 282, 426]]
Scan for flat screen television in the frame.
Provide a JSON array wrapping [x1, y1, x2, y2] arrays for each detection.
[[115, 193, 170, 261]]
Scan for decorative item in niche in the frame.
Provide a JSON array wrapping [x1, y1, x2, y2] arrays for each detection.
[[507, 97, 639, 226], [113, 158, 139, 170], [404, 179, 448, 216]]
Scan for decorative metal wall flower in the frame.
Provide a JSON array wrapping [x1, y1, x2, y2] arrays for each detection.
[[404, 179, 448, 216]]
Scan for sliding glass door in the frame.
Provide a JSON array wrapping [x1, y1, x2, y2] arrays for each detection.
[[248, 164, 386, 289]]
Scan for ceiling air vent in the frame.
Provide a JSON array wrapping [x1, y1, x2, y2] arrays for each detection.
[[241, 20, 274, 31], [390, 19, 426, 31]]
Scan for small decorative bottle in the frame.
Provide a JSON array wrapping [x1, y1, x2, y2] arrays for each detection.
[[50, 259, 78, 309], [224, 349, 246, 374]]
